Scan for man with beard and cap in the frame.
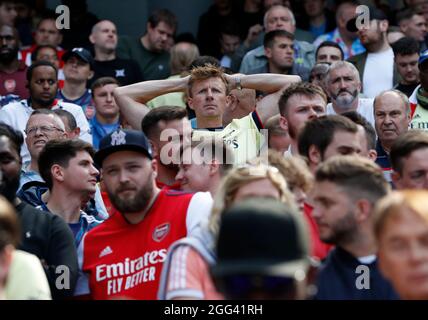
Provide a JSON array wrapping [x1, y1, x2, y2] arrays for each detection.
[[74, 129, 213, 300], [0, 60, 92, 164], [0, 25, 28, 98], [0, 123, 78, 299], [325, 61, 374, 127]]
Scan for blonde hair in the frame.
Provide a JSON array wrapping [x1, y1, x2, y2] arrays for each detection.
[[374, 190, 428, 240], [264, 149, 313, 193], [209, 164, 296, 235], [188, 64, 228, 98], [170, 42, 200, 75]]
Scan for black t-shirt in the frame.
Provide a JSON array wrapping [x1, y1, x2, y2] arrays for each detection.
[[89, 58, 143, 87], [394, 83, 419, 97], [16, 201, 78, 299]]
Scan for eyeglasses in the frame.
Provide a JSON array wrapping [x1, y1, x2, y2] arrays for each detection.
[[25, 125, 64, 136]]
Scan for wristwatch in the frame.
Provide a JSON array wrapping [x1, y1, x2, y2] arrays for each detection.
[[235, 76, 242, 90]]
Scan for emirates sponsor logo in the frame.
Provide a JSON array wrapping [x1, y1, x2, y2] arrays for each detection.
[[95, 249, 167, 295], [152, 223, 170, 242]]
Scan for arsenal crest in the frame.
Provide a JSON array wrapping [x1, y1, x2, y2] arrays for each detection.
[[152, 223, 170, 242], [4, 79, 16, 92]]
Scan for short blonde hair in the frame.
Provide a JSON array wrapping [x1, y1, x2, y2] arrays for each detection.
[[209, 164, 296, 235], [188, 64, 228, 98], [374, 190, 428, 240]]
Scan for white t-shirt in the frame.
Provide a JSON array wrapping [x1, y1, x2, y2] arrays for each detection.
[[0, 99, 92, 164], [362, 48, 394, 98], [327, 98, 375, 127]]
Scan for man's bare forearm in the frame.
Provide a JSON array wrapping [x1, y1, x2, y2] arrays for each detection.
[[113, 76, 190, 130], [116, 76, 190, 104], [238, 73, 301, 93]]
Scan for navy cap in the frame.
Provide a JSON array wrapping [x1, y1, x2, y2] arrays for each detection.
[[419, 49, 428, 66], [62, 47, 94, 69], [94, 129, 153, 167], [346, 8, 388, 32]]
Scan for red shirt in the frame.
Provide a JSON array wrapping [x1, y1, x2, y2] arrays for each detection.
[[0, 61, 28, 98], [76, 188, 212, 300], [303, 203, 333, 261]]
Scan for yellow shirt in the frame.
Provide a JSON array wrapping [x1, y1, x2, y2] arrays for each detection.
[[5, 250, 51, 300], [146, 75, 187, 109], [192, 112, 265, 165]]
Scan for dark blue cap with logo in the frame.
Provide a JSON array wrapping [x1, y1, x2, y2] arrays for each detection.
[[419, 50, 428, 66], [94, 129, 153, 167], [62, 47, 94, 69]]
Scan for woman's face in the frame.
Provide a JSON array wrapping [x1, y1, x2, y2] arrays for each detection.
[[233, 178, 281, 203]]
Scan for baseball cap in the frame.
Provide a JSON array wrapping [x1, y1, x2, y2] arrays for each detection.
[[62, 47, 94, 69], [419, 49, 428, 66], [211, 198, 310, 280], [94, 129, 153, 167], [346, 8, 388, 33]]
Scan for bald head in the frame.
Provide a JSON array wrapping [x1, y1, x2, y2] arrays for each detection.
[[170, 42, 200, 74], [374, 90, 410, 115], [90, 20, 118, 55], [374, 90, 411, 150]]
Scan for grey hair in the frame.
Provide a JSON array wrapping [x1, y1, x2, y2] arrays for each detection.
[[325, 60, 361, 85], [263, 5, 295, 29]]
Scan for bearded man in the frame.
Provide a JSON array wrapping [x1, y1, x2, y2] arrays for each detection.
[[325, 61, 374, 127], [74, 129, 212, 300]]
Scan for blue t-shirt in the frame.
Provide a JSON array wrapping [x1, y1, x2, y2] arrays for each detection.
[[310, 23, 326, 38], [89, 116, 120, 150]]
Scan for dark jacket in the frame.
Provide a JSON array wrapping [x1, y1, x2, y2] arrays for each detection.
[[16, 201, 78, 299], [315, 247, 398, 300]]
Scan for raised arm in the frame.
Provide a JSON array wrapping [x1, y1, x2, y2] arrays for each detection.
[[113, 76, 190, 130], [225, 73, 301, 125]]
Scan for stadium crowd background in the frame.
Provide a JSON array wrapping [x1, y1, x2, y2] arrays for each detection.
[[1, 0, 428, 301]]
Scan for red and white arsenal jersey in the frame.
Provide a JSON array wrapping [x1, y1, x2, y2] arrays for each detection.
[[75, 189, 212, 300]]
